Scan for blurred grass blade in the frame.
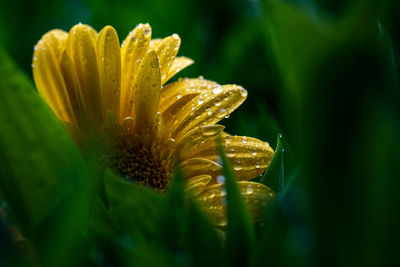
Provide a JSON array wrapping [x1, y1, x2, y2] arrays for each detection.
[[218, 143, 255, 266], [260, 134, 284, 193], [0, 47, 92, 265], [162, 167, 187, 251], [104, 169, 166, 239], [185, 199, 223, 267]]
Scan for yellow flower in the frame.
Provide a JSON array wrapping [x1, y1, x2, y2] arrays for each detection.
[[32, 23, 276, 226]]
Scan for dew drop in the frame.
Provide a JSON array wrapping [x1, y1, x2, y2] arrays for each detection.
[[224, 114, 230, 119], [239, 87, 247, 97], [216, 108, 228, 119], [207, 109, 212, 115], [31, 63, 34, 68], [207, 190, 215, 199], [215, 98, 222, 106], [255, 162, 261, 169], [197, 97, 204, 105], [201, 125, 218, 136], [198, 75, 204, 80], [246, 185, 254, 194], [212, 85, 223, 94], [217, 175, 225, 184], [143, 27, 151, 36], [233, 161, 242, 170]]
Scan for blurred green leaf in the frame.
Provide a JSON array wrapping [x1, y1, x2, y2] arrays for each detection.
[[218, 144, 255, 267], [185, 199, 223, 267], [104, 169, 166, 240], [260, 134, 284, 193], [0, 47, 92, 266]]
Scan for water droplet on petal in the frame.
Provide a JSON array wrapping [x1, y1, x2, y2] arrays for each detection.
[[217, 175, 225, 183], [242, 136, 248, 143], [212, 85, 223, 94], [246, 185, 254, 194], [255, 162, 261, 168], [215, 98, 222, 106], [233, 161, 242, 170], [239, 87, 247, 97], [197, 98, 204, 105], [200, 125, 219, 136], [217, 108, 228, 119]]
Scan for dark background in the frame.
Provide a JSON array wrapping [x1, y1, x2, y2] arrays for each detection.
[[1, 0, 399, 266]]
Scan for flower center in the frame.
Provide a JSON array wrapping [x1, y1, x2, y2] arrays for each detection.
[[108, 132, 169, 192]]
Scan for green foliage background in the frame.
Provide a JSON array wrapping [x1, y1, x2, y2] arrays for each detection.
[[1, 0, 400, 266]]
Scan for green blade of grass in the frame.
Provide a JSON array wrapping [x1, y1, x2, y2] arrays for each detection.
[[218, 143, 255, 266], [260, 134, 284, 194]]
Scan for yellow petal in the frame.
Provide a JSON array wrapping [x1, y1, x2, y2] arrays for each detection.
[[180, 158, 222, 179], [173, 125, 225, 159], [198, 181, 276, 227], [163, 56, 194, 83], [134, 50, 161, 137], [186, 175, 212, 187], [59, 50, 90, 132], [154, 34, 181, 83], [149, 38, 162, 49], [184, 135, 274, 180], [168, 84, 248, 140], [120, 23, 152, 119], [96, 26, 121, 119], [36, 29, 68, 59], [185, 175, 212, 196], [33, 31, 77, 125], [160, 78, 217, 114], [66, 24, 103, 129]]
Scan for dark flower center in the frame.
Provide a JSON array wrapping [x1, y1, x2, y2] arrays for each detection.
[[108, 132, 168, 192]]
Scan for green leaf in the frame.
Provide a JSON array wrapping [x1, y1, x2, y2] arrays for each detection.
[[0, 47, 92, 266], [163, 168, 224, 267], [185, 199, 223, 267], [218, 143, 255, 267], [161, 167, 187, 252], [104, 169, 166, 239], [260, 134, 284, 193]]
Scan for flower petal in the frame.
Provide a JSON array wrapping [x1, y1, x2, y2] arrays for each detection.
[[198, 181, 276, 226], [163, 56, 194, 83], [59, 50, 90, 132], [150, 38, 162, 49], [168, 84, 248, 140], [96, 26, 121, 120], [66, 24, 103, 129], [173, 125, 225, 159], [134, 50, 161, 137], [120, 23, 152, 119], [185, 134, 274, 180], [159, 78, 217, 114], [33, 30, 77, 125], [180, 158, 222, 179], [185, 175, 212, 196], [154, 34, 181, 84]]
